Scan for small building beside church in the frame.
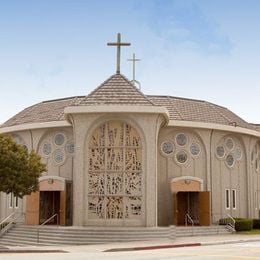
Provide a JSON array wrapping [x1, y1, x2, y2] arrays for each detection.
[[1, 36, 260, 228]]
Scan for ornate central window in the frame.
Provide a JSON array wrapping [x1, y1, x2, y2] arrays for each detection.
[[87, 121, 142, 220]]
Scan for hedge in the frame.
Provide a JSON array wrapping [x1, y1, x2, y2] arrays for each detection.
[[253, 219, 260, 229], [219, 218, 231, 225], [234, 218, 253, 231]]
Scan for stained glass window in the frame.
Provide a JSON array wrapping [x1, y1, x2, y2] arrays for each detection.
[[235, 147, 242, 160], [161, 141, 174, 156], [54, 133, 65, 146], [190, 143, 200, 156], [42, 143, 52, 156], [176, 133, 187, 146], [53, 149, 65, 164], [88, 121, 142, 220], [66, 142, 75, 154], [225, 138, 234, 150], [216, 146, 225, 158], [176, 150, 188, 164], [226, 154, 235, 167]]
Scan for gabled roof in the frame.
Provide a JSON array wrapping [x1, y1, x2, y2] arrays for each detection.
[[77, 73, 155, 106]]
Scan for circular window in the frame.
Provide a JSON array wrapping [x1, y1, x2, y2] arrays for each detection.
[[54, 133, 65, 146], [190, 143, 200, 156], [176, 150, 188, 164], [235, 147, 242, 160], [66, 142, 75, 154], [216, 146, 225, 158], [226, 154, 235, 167], [53, 149, 65, 164], [225, 138, 234, 150], [176, 133, 187, 146], [42, 143, 52, 156], [161, 141, 174, 156]]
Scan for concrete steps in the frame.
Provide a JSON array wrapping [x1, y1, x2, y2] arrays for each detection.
[[0, 225, 232, 246], [0, 225, 171, 246], [175, 225, 232, 237]]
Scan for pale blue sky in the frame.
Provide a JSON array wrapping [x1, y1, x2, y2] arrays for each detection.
[[0, 0, 259, 124]]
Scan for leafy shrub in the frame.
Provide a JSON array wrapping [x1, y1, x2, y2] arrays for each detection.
[[219, 218, 230, 225], [234, 218, 253, 231], [253, 219, 260, 229]]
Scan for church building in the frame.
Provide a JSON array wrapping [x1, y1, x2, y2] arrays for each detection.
[[1, 34, 260, 228]]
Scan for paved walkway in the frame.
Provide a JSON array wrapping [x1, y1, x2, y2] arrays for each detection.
[[1, 234, 260, 253]]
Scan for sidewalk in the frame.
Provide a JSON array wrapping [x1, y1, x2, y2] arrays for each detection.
[[1, 234, 260, 253]]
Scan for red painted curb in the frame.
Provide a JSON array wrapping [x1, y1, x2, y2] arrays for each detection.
[[134, 243, 202, 251]]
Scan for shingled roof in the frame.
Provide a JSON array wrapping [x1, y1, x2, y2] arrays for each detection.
[[149, 95, 254, 130], [2, 96, 84, 128], [0, 73, 256, 130], [77, 73, 155, 106]]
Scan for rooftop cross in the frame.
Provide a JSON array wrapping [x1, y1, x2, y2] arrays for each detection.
[[127, 53, 141, 82], [107, 33, 131, 74]]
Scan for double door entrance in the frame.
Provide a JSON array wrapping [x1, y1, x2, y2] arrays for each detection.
[[26, 178, 72, 226], [39, 191, 60, 224], [174, 191, 210, 226]]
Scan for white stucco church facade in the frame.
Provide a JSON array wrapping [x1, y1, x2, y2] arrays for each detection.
[[1, 35, 260, 228]]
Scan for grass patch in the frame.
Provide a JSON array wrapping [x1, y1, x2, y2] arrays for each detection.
[[237, 229, 260, 235]]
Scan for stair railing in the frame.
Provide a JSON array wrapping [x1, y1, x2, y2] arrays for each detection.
[[37, 213, 59, 243], [0, 212, 25, 237], [185, 213, 194, 227], [226, 214, 236, 232], [185, 213, 194, 236]]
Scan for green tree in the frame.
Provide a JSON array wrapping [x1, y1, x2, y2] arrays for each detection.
[[0, 134, 46, 198]]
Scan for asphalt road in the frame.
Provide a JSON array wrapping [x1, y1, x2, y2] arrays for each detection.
[[1, 242, 260, 260]]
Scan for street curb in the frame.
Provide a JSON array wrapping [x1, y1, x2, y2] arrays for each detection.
[[104, 238, 260, 252], [104, 243, 201, 252], [202, 238, 260, 246], [0, 249, 68, 254]]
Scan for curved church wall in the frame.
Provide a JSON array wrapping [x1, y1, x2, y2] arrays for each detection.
[[157, 127, 207, 226], [37, 128, 74, 180], [0, 127, 74, 220], [211, 132, 247, 223], [157, 126, 260, 226]]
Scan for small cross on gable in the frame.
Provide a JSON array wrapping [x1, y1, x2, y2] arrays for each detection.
[[127, 53, 141, 82]]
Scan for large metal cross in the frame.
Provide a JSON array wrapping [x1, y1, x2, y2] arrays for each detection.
[[127, 53, 141, 82], [107, 33, 131, 74]]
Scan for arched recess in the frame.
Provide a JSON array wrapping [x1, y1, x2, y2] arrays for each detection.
[[212, 134, 247, 220], [170, 176, 210, 226], [157, 128, 207, 226], [26, 176, 72, 226], [250, 140, 260, 218], [86, 120, 144, 226], [170, 176, 204, 193], [37, 129, 74, 180]]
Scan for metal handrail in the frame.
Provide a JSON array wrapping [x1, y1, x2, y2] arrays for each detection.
[[0, 212, 16, 230], [185, 213, 194, 227], [40, 213, 59, 226], [0, 212, 25, 237], [226, 214, 236, 231], [37, 213, 59, 243]]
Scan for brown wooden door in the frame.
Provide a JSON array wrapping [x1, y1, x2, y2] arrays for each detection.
[[177, 192, 188, 225], [173, 193, 178, 225], [39, 191, 60, 224], [60, 190, 66, 226], [199, 191, 211, 226], [26, 192, 40, 225]]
